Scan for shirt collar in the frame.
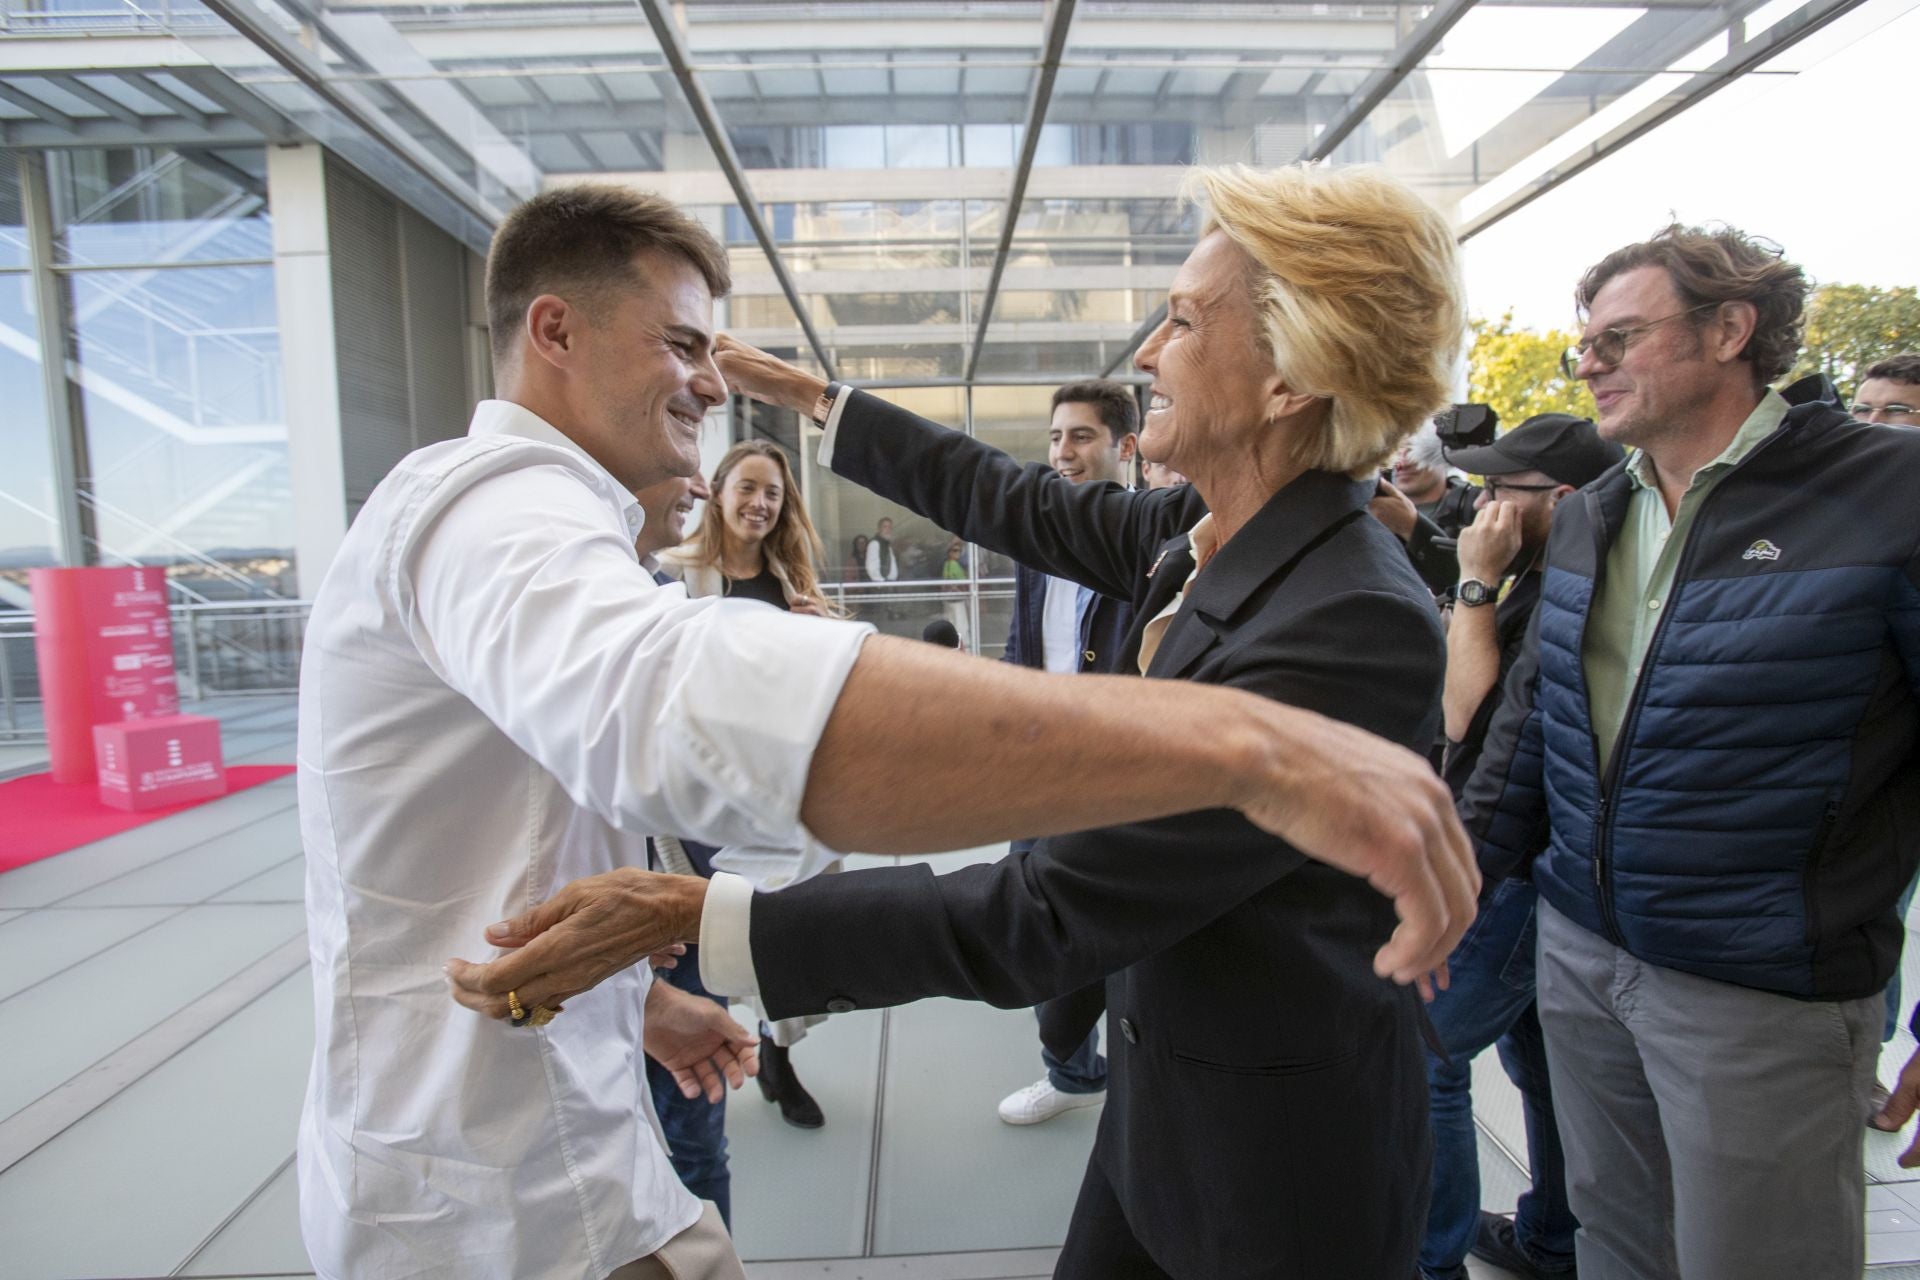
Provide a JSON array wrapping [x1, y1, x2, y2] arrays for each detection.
[[1625, 390, 1789, 494], [469, 399, 646, 539]]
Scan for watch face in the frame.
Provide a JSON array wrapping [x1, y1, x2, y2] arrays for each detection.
[[1459, 580, 1491, 606]]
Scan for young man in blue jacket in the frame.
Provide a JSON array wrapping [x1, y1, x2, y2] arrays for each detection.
[[1462, 225, 1920, 1280], [994, 379, 1139, 1127]]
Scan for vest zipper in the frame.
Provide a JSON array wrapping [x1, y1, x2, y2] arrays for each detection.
[[1584, 418, 1793, 947]]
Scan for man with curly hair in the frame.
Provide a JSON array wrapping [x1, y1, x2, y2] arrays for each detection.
[[1462, 225, 1920, 1280]]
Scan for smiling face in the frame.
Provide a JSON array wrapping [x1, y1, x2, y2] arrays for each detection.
[[1853, 377, 1920, 427], [1133, 231, 1285, 482], [719, 453, 785, 551], [1571, 265, 1721, 453], [631, 468, 710, 559], [564, 249, 727, 493], [1048, 401, 1133, 485]]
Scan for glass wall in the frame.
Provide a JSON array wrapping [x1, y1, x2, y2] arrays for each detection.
[[0, 154, 58, 596], [45, 146, 291, 598]]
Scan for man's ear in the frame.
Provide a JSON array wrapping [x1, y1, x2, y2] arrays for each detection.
[[1707, 299, 1760, 368], [525, 294, 578, 371], [1118, 433, 1139, 463]]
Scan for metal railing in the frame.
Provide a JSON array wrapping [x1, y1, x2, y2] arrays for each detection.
[[0, 597, 309, 742]]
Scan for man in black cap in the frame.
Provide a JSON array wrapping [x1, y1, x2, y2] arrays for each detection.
[[1416, 412, 1622, 1280]]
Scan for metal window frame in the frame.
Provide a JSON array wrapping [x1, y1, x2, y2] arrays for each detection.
[[963, 0, 1078, 382], [17, 153, 89, 567], [633, 0, 836, 379], [1300, 0, 1482, 163]]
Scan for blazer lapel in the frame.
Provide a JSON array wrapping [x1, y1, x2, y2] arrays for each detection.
[[1147, 605, 1220, 680]]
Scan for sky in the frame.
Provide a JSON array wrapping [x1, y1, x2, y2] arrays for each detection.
[[1460, 0, 1920, 333]]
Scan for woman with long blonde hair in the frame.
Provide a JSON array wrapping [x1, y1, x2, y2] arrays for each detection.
[[661, 438, 842, 1129], [662, 439, 845, 619]]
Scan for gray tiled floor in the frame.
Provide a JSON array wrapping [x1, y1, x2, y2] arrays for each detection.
[[0, 693, 1914, 1278]]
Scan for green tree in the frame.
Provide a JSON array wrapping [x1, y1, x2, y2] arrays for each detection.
[[1790, 284, 1920, 390], [1466, 313, 1597, 427]]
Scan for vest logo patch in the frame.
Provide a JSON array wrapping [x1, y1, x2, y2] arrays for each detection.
[[1742, 539, 1782, 562]]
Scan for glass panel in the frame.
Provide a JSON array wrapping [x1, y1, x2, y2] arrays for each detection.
[[0, 273, 59, 577], [0, 153, 27, 271], [47, 147, 271, 266], [797, 387, 975, 640], [67, 265, 293, 594]]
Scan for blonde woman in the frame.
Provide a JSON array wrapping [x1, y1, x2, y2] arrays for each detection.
[[662, 439, 841, 1129]]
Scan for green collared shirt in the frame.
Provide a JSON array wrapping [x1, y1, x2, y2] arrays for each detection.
[[1583, 391, 1789, 775]]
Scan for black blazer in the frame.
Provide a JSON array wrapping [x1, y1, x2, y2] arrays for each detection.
[[757, 392, 1445, 1278]]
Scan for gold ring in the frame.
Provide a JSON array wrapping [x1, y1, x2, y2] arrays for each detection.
[[507, 989, 527, 1026]]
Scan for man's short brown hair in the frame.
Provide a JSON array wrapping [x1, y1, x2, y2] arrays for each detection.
[[484, 185, 731, 364], [1575, 224, 1807, 387], [1051, 380, 1141, 444], [1864, 352, 1920, 387]]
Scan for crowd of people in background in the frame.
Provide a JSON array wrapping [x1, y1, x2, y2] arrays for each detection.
[[297, 166, 1920, 1280]]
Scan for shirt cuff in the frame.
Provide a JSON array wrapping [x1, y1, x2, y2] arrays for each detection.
[[815, 384, 854, 470], [698, 871, 761, 999]]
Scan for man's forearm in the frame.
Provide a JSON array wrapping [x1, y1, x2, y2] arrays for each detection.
[[1443, 605, 1502, 741], [800, 634, 1261, 854]]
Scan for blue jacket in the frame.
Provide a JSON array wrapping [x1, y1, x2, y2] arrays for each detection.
[[1002, 558, 1136, 677], [1463, 384, 1920, 1000]]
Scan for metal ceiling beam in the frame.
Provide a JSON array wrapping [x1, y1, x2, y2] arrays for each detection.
[[0, 81, 76, 131], [1300, 0, 1480, 162], [45, 74, 145, 128], [1100, 301, 1166, 377], [1458, 0, 1867, 240], [195, 0, 507, 229], [633, 0, 835, 378], [129, 72, 211, 127], [965, 0, 1078, 382]]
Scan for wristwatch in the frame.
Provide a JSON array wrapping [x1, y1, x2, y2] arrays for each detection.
[[810, 380, 846, 426], [1457, 578, 1496, 608]]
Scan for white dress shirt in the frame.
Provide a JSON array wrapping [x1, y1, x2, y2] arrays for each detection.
[[296, 399, 870, 1280]]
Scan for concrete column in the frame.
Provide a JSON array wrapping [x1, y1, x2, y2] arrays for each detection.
[[268, 143, 348, 596]]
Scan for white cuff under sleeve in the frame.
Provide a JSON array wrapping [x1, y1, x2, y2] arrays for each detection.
[[698, 872, 761, 998], [815, 383, 854, 470]]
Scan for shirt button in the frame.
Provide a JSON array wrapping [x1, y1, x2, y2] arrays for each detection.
[[1648, 599, 1662, 611], [826, 997, 856, 1014], [1120, 1018, 1139, 1044]]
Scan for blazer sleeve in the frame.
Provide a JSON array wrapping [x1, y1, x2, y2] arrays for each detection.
[[829, 389, 1202, 602], [1457, 604, 1552, 882], [748, 586, 1443, 1026]]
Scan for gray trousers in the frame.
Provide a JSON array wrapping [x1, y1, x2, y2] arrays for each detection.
[[1536, 901, 1879, 1280]]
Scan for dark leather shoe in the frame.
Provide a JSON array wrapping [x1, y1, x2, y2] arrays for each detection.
[[1470, 1212, 1576, 1279], [756, 1035, 824, 1129]]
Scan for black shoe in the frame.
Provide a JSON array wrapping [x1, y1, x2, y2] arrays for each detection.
[[1470, 1212, 1576, 1279], [756, 1035, 824, 1129]]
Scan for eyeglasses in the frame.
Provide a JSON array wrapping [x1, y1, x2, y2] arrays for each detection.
[[1482, 479, 1561, 499], [1850, 402, 1920, 421], [1560, 304, 1718, 379]]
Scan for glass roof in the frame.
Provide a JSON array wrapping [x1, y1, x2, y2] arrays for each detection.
[[2, 0, 1909, 378]]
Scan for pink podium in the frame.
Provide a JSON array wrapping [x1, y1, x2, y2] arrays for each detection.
[[92, 714, 227, 811], [29, 567, 218, 797]]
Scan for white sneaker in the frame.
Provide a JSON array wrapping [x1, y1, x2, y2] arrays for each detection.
[[996, 1077, 1106, 1126]]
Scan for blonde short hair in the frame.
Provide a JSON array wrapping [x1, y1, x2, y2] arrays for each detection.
[[1186, 164, 1464, 478]]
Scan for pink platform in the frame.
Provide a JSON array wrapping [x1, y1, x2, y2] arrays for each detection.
[[93, 713, 227, 812]]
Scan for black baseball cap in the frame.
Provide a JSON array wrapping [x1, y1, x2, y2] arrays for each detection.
[[1444, 413, 1624, 489]]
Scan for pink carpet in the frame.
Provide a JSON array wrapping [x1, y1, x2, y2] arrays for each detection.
[[0, 765, 296, 875]]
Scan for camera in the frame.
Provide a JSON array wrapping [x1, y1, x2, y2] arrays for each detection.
[[1433, 403, 1498, 450]]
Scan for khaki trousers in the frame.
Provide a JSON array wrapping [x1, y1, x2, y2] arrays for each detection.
[[605, 1203, 746, 1280]]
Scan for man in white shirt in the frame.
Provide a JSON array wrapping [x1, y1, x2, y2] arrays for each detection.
[[864, 516, 899, 582], [302, 183, 1477, 1280]]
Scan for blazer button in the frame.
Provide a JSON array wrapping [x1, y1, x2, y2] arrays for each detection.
[[826, 998, 856, 1014], [1120, 1018, 1138, 1045]]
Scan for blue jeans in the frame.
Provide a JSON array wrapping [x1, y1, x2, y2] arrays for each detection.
[[1886, 874, 1919, 1042], [1042, 1010, 1106, 1094], [1421, 877, 1576, 1279], [645, 946, 732, 1229]]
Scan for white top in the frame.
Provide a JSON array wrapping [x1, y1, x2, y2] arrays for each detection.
[[1041, 574, 1082, 674], [296, 399, 871, 1280]]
